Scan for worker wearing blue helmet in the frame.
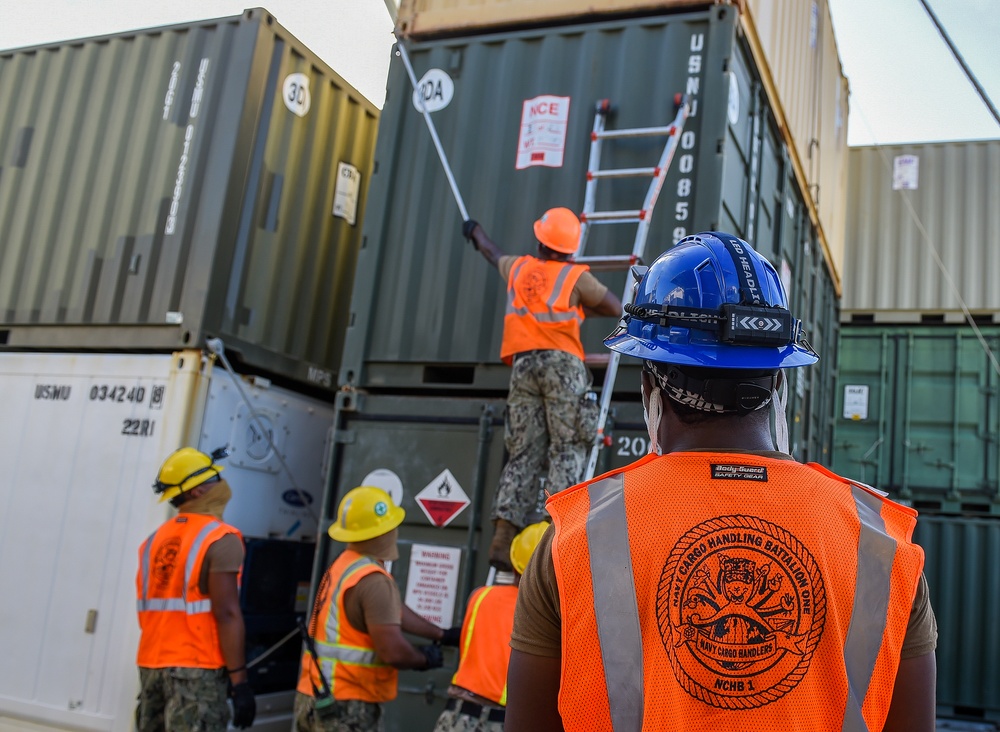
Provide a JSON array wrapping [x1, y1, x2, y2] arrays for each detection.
[[506, 233, 938, 732]]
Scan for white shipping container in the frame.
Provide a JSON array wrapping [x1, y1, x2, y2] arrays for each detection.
[[0, 351, 334, 732]]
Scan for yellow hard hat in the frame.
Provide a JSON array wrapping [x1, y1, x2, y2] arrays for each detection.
[[153, 447, 225, 503], [533, 207, 580, 254], [510, 522, 548, 574], [329, 486, 405, 543]]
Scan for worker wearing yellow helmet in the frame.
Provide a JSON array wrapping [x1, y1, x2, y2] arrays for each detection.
[[431, 522, 548, 732], [295, 486, 462, 731], [135, 447, 255, 731], [462, 210, 622, 570]]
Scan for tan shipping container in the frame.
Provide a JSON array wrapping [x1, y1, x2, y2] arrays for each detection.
[[395, 0, 850, 285]]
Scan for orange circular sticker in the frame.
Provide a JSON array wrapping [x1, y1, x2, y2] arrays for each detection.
[[658, 515, 826, 708]]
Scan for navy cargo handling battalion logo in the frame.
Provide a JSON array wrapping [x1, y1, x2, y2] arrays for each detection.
[[657, 515, 826, 708]]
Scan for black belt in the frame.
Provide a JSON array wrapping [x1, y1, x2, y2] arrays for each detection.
[[446, 698, 505, 723]]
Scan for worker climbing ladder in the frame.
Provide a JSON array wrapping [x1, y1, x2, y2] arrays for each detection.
[[573, 95, 691, 480]]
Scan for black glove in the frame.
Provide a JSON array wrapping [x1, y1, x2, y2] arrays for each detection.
[[418, 643, 444, 670], [462, 219, 479, 241], [440, 625, 463, 647], [229, 681, 256, 729]]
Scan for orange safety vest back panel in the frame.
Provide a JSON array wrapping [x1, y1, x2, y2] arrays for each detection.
[[136, 513, 243, 669], [548, 452, 924, 732], [500, 256, 588, 365], [451, 585, 519, 705], [297, 550, 398, 702]]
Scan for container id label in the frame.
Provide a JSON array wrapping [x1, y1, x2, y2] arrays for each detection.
[[404, 544, 461, 627], [515, 95, 570, 169], [333, 162, 361, 225], [843, 384, 870, 420]]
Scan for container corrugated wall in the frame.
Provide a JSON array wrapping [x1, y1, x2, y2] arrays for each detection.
[[341, 7, 840, 395], [744, 0, 849, 275], [842, 141, 1000, 320], [394, 0, 849, 283], [832, 325, 1000, 514], [914, 515, 1000, 721], [0, 9, 378, 391]]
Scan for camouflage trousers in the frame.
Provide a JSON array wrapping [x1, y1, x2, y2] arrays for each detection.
[[492, 349, 597, 528], [294, 691, 383, 732], [431, 704, 505, 732], [135, 667, 230, 732]]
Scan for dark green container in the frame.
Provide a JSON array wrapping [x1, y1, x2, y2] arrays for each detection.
[[832, 325, 1000, 514], [339, 4, 840, 406]]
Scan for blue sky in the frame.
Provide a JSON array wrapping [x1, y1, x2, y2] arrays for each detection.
[[1, 0, 997, 146]]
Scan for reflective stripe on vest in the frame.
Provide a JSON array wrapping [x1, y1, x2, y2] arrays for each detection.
[[317, 556, 387, 683], [584, 474, 898, 732], [136, 519, 221, 615], [505, 259, 584, 324]]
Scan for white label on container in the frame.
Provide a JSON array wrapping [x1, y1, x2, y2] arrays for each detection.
[[333, 162, 361, 225], [360, 468, 404, 509], [411, 68, 454, 113], [404, 544, 461, 627], [727, 71, 740, 125], [843, 385, 870, 420], [892, 155, 919, 190], [516, 95, 571, 170], [283, 73, 311, 117], [780, 259, 792, 300]]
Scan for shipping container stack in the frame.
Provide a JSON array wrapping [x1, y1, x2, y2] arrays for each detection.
[[326, 1, 848, 729], [835, 139, 1000, 724], [0, 10, 377, 732]]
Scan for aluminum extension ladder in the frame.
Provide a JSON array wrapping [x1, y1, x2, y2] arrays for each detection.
[[573, 95, 691, 480]]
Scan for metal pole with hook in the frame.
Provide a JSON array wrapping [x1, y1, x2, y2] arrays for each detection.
[[394, 39, 470, 222]]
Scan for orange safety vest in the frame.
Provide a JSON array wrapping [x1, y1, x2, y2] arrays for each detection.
[[297, 550, 398, 702], [548, 452, 924, 732], [451, 585, 518, 705], [135, 513, 243, 669], [500, 256, 588, 364]]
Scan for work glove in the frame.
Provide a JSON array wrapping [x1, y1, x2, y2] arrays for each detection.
[[440, 625, 463, 647], [229, 681, 256, 729], [462, 219, 479, 241], [418, 643, 444, 670]]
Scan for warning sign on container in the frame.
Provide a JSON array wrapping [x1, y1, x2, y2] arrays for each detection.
[[515, 95, 571, 170], [404, 544, 461, 627], [843, 384, 870, 420], [415, 469, 470, 527]]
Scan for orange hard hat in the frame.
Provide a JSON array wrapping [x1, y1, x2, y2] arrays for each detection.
[[533, 207, 580, 254]]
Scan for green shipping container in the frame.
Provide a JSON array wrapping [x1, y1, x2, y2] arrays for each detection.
[[340, 4, 840, 407], [0, 9, 378, 391], [832, 325, 1000, 514]]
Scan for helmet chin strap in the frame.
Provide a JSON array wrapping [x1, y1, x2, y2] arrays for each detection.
[[641, 381, 664, 456], [772, 370, 790, 454]]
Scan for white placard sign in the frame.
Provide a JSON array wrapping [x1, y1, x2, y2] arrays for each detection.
[[404, 544, 461, 627], [411, 68, 455, 113], [283, 73, 311, 118], [843, 384, 870, 420], [892, 155, 919, 190], [333, 162, 361, 225], [515, 95, 571, 170]]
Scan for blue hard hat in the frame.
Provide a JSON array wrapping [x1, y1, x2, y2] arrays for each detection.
[[604, 232, 818, 369]]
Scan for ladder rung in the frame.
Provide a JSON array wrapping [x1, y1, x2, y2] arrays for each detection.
[[581, 210, 645, 222], [571, 255, 640, 271], [593, 125, 675, 140], [584, 353, 612, 366], [588, 167, 660, 180]]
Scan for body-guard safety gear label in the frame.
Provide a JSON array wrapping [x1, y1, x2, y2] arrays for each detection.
[[657, 515, 826, 708], [711, 464, 768, 482]]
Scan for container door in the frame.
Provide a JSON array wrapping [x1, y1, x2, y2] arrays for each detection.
[[0, 351, 206, 732]]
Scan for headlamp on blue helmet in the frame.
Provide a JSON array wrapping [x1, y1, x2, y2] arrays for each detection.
[[605, 232, 818, 371]]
